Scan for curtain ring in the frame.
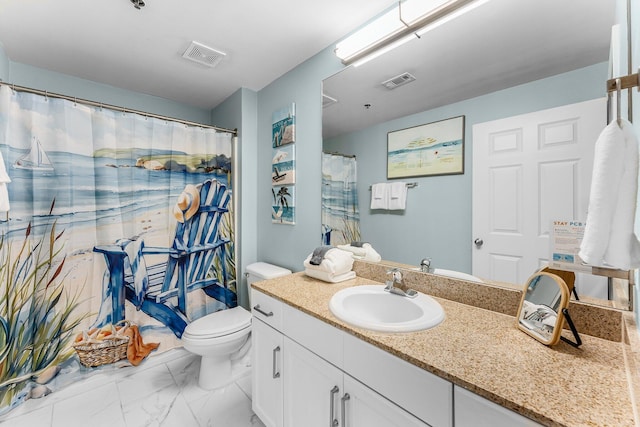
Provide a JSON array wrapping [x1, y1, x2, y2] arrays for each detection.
[[616, 78, 622, 128]]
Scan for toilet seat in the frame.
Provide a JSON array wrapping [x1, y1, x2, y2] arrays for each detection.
[[184, 306, 252, 339]]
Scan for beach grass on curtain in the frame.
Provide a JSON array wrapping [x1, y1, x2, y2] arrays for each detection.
[[209, 196, 236, 294], [0, 212, 88, 411]]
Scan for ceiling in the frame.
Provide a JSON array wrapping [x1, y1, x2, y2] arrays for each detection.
[[322, 0, 616, 139], [0, 0, 394, 110]]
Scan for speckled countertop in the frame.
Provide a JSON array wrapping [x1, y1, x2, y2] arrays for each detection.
[[252, 272, 638, 427]]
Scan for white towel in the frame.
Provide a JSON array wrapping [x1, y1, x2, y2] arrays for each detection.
[[337, 243, 382, 262], [303, 247, 354, 275], [579, 119, 640, 270], [0, 150, 11, 212], [305, 268, 356, 283], [370, 183, 388, 209], [388, 182, 407, 210]]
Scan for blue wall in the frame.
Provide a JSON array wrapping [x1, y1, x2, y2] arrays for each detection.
[[5, 62, 211, 124], [212, 88, 259, 308], [324, 63, 608, 273], [255, 47, 343, 272]]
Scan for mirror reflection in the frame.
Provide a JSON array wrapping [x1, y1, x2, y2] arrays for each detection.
[[517, 272, 569, 346], [321, 0, 626, 308]]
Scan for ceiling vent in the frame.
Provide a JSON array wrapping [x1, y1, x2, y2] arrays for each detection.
[[322, 93, 338, 108], [182, 41, 226, 68], [381, 72, 416, 90]]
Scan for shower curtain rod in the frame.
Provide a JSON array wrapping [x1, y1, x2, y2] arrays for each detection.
[[0, 81, 237, 135]]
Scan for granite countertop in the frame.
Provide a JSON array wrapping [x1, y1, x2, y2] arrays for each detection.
[[252, 272, 637, 427]]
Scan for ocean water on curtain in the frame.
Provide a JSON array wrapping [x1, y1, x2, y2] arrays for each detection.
[[321, 153, 360, 245], [2, 143, 229, 245]]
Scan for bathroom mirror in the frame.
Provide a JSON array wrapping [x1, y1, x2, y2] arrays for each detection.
[[321, 0, 625, 309], [516, 271, 573, 346]]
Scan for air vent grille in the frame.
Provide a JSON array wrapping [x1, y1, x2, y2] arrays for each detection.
[[182, 41, 226, 68], [322, 93, 338, 108], [381, 72, 416, 90]]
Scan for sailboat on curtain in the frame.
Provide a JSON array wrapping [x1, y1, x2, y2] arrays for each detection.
[[13, 136, 54, 171]]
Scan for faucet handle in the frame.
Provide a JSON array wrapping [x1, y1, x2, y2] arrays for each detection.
[[386, 268, 402, 284]]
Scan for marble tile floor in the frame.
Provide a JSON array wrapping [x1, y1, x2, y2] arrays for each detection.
[[0, 347, 266, 427]]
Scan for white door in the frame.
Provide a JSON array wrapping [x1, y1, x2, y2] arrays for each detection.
[[472, 98, 607, 297]]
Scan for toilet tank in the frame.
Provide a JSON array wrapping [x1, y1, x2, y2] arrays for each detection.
[[246, 262, 292, 289]]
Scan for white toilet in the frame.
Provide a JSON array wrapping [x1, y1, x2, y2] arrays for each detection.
[[182, 262, 291, 389]]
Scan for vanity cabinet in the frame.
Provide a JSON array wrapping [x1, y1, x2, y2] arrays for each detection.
[[251, 289, 445, 427], [454, 386, 541, 427], [251, 291, 284, 427]]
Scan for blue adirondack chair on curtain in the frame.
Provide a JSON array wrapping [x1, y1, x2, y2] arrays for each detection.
[[94, 178, 237, 337]]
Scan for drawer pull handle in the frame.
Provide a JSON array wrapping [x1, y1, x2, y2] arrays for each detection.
[[253, 304, 273, 317], [341, 393, 351, 427], [272, 346, 281, 379], [330, 385, 339, 427]]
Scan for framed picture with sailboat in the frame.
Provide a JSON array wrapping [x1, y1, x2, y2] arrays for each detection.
[[272, 143, 295, 186], [387, 115, 465, 179]]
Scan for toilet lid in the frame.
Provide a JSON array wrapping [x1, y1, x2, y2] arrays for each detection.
[[184, 307, 252, 337]]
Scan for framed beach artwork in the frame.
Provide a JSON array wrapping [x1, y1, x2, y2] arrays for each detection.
[[272, 143, 295, 186], [272, 103, 296, 147], [272, 184, 295, 225], [387, 115, 465, 179]]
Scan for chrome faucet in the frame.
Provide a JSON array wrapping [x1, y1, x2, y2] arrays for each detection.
[[384, 268, 417, 298], [420, 258, 433, 273]]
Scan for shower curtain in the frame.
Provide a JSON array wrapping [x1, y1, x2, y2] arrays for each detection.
[[0, 85, 236, 413], [321, 152, 360, 246]]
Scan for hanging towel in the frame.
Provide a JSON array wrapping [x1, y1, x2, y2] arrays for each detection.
[[388, 182, 407, 210], [0, 150, 11, 212], [370, 183, 388, 209], [579, 118, 640, 270]]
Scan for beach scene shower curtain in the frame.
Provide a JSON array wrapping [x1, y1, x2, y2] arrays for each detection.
[[321, 153, 360, 246], [0, 85, 236, 413]]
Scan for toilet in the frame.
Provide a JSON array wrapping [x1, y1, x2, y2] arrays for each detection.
[[182, 262, 291, 389]]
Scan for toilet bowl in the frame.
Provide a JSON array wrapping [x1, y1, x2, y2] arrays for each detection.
[[182, 262, 292, 390], [182, 306, 252, 390]]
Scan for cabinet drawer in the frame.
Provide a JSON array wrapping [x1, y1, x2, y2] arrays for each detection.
[[344, 335, 452, 427], [251, 290, 283, 331], [282, 303, 344, 369]]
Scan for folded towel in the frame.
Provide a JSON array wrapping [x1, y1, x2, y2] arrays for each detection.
[[309, 245, 333, 265], [388, 182, 407, 210], [304, 247, 354, 275], [305, 268, 356, 283], [337, 243, 381, 262], [370, 183, 388, 209], [579, 118, 640, 269]]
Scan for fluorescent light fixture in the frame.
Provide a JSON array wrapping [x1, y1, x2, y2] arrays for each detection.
[[336, 0, 489, 66]]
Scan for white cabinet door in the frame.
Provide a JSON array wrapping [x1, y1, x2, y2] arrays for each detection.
[[252, 318, 284, 427], [343, 375, 429, 427], [454, 386, 541, 427], [283, 337, 343, 427]]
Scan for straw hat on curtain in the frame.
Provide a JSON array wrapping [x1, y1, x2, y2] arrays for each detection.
[[173, 184, 200, 223]]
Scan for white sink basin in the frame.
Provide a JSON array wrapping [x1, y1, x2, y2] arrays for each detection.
[[329, 285, 444, 332], [432, 268, 484, 283]]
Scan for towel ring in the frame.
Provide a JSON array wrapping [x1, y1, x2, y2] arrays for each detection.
[[616, 78, 622, 128]]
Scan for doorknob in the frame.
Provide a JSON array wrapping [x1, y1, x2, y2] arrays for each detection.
[[474, 238, 484, 247]]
